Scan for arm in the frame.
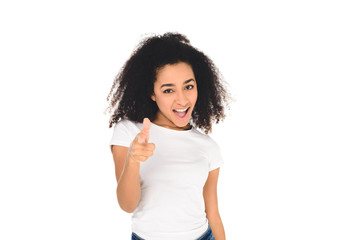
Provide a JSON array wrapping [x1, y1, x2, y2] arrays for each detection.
[[111, 118, 155, 213], [203, 168, 226, 240], [111, 145, 141, 213]]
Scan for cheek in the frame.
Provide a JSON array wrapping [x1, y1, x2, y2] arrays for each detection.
[[190, 90, 198, 103], [156, 96, 172, 110]]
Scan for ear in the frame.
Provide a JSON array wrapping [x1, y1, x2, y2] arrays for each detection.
[[151, 93, 156, 102]]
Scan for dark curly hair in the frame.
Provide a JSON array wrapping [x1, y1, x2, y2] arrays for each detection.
[[105, 32, 231, 134]]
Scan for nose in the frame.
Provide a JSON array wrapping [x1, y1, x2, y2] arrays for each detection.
[[175, 90, 188, 105]]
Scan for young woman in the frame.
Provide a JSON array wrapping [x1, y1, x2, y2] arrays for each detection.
[[106, 33, 231, 240]]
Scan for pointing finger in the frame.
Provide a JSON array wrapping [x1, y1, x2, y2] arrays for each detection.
[[137, 118, 151, 143]]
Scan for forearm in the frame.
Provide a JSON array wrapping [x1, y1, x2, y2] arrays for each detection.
[[208, 213, 226, 240], [116, 158, 141, 213]]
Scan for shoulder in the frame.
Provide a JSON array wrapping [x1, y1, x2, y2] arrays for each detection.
[[113, 119, 142, 132], [111, 119, 142, 141], [190, 128, 220, 148], [110, 119, 142, 148], [191, 128, 224, 170]]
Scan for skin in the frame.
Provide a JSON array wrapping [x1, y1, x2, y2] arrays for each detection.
[[203, 168, 226, 240]]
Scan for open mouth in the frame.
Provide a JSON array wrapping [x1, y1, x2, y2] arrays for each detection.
[[173, 107, 190, 119]]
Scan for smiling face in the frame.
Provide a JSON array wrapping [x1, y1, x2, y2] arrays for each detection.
[[151, 62, 198, 131]]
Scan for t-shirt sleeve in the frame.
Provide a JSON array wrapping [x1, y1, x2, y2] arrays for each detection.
[[109, 120, 136, 150], [208, 138, 224, 171]]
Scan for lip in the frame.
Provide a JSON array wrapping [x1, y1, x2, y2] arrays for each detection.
[[173, 106, 190, 112], [173, 107, 190, 120]]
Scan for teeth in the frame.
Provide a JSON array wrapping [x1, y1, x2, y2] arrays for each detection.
[[174, 107, 188, 112]]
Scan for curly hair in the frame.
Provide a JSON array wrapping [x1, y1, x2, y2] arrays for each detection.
[[105, 32, 231, 134]]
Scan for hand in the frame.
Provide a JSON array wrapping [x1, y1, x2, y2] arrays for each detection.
[[127, 118, 156, 163]]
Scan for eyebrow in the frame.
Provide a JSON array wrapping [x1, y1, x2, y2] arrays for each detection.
[[160, 79, 195, 89]]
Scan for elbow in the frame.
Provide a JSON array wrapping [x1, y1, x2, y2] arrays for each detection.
[[116, 181, 141, 213], [117, 192, 140, 213], [123, 208, 135, 213], [124, 209, 134, 213], [119, 202, 137, 213]]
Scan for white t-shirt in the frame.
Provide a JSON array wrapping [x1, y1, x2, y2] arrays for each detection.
[[109, 119, 224, 240]]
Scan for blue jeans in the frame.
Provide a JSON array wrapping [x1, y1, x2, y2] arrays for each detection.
[[131, 224, 215, 240]]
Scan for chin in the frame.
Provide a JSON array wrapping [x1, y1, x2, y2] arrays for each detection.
[[175, 121, 190, 127]]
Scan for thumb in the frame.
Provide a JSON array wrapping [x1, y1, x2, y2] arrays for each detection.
[[137, 118, 151, 143]]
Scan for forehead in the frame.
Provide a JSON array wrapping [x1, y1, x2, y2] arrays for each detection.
[[155, 62, 195, 83]]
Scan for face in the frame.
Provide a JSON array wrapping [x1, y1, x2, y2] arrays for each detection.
[[151, 62, 198, 130]]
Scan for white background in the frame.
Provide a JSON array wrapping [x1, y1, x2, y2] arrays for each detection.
[[0, 0, 359, 239]]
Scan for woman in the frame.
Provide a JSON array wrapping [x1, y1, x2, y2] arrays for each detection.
[[106, 32, 231, 240]]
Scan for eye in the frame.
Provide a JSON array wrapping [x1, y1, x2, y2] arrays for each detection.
[[163, 89, 173, 94], [185, 85, 194, 90]]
